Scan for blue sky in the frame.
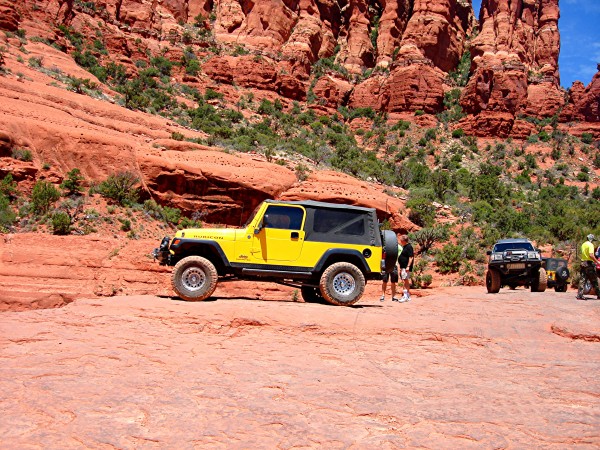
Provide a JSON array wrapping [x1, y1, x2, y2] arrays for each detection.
[[472, 0, 600, 88]]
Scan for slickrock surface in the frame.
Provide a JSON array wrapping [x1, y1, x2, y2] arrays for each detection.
[[1, 286, 599, 448]]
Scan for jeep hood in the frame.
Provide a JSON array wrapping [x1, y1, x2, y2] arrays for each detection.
[[174, 227, 241, 241]]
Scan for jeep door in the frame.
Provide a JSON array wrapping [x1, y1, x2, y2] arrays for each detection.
[[251, 205, 305, 263]]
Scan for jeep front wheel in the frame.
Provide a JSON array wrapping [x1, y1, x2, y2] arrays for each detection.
[[172, 256, 218, 301], [319, 262, 365, 306], [531, 268, 547, 292], [486, 269, 501, 293]]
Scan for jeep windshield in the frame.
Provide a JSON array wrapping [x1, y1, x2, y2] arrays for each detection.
[[493, 242, 535, 252], [243, 204, 263, 227]]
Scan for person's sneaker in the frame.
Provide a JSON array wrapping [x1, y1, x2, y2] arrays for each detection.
[[398, 295, 409, 303], [380, 295, 385, 302], [391, 297, 399, 302], [576, 294, 587, 300]]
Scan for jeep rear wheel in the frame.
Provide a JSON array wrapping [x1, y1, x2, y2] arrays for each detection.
[[319, 262, 365, 306], [531, 268, 547, 292], [300, 286, 326, 304], [172, 256, 218, 301], [486, 269, 501, 293]]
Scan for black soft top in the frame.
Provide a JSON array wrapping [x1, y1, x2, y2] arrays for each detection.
[[265, 199, 381, 246], [265, 199, 375, 213]]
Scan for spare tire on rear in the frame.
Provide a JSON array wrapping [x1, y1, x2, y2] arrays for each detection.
[[381, 230, 399, 273], [556, 267, 569, 282]]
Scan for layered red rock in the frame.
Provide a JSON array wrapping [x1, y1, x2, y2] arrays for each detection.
[[563, 69, 600, 123], [0, 0, 20, 32], [203, 55, 307, 100], [350, 62, 446, 114], [395, 0, 472, 73], [463, 0, 564, 134]]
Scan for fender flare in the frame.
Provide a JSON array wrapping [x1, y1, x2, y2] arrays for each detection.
[[313, 249, 371, 275], [169, 239, 230, 270]]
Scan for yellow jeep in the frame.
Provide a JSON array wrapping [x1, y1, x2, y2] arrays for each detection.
[[153, 200, 398, 306]]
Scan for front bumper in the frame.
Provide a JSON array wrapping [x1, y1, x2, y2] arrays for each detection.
[[153, 236, 172, 265]]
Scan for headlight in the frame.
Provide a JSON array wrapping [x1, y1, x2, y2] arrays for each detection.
[[527, 252, 540, 259], [492, 254, 503, 261]]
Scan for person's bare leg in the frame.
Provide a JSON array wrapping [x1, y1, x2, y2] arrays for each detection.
[[380, 281, 387, 301]]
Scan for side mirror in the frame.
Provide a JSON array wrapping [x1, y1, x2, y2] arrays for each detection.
[[486, 250, 492, 255], [254, 214, 269, 234]]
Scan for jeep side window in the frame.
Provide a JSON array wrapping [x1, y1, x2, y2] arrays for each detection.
[[263, 205, 304, 230], [313, 209, 365, 236]]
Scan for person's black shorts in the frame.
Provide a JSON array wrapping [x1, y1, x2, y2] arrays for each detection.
[[382, 267, 398, 283]]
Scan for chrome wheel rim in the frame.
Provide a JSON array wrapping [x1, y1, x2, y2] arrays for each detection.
[[332, 272, 356, 296], [182, 266, 206, 291]]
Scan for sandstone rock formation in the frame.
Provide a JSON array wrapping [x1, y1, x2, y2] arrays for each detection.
[[461, 0, 566, 136], [563, 68, 600, 123], [7, 0, 597, 134], [0, 0, 21, 32]]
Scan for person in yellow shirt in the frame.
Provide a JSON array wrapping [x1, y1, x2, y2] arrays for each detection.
[[577, 234, 600, 300]]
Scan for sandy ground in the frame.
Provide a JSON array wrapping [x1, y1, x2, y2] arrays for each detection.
[[0, 284, 599, 449]]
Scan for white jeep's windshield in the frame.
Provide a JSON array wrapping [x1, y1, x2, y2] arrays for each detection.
[[493, 242, 535, 252]]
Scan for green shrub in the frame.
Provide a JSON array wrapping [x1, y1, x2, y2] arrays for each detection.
[[60, 168, 85, 196], [52, 211, 71, 235], [119, 217, 132, 231], [143, 199, 181, 225], [452, 128, 465, 138], [581, 133, 593, 144], [163, 206, 181, 225], [435, 243, 463, 273], [31, 180, 61, 215], [179, 216, 203, 229], [12, 148, 33, 162], [538, 130, 551, 142], [406, 197, 436, 227], [150, 56, 173, 76], [411, 258, 433, 288], [204, 88, 223, 100], [97, 171, 139, 206], [185, 58, 200, 75], [414, 110, 425, 116], [577, 172, 590, 182], [0, 193, 16, 228], [424, 128, 437, 141], [0, 173, 18, 199], [447, 50, 471, 87], [28, 56, 43, 68], [410, 225, 449, 254]]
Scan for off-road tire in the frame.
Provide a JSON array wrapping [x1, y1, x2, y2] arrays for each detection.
[[531, 268, 547, 292], [486, 269, 501, 293], [171, 256, 218, 301], [554, 284, 567, 293], [319, 262, 365, 306], [382, 230, 399, 273], [300, 286, 326, 304]]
